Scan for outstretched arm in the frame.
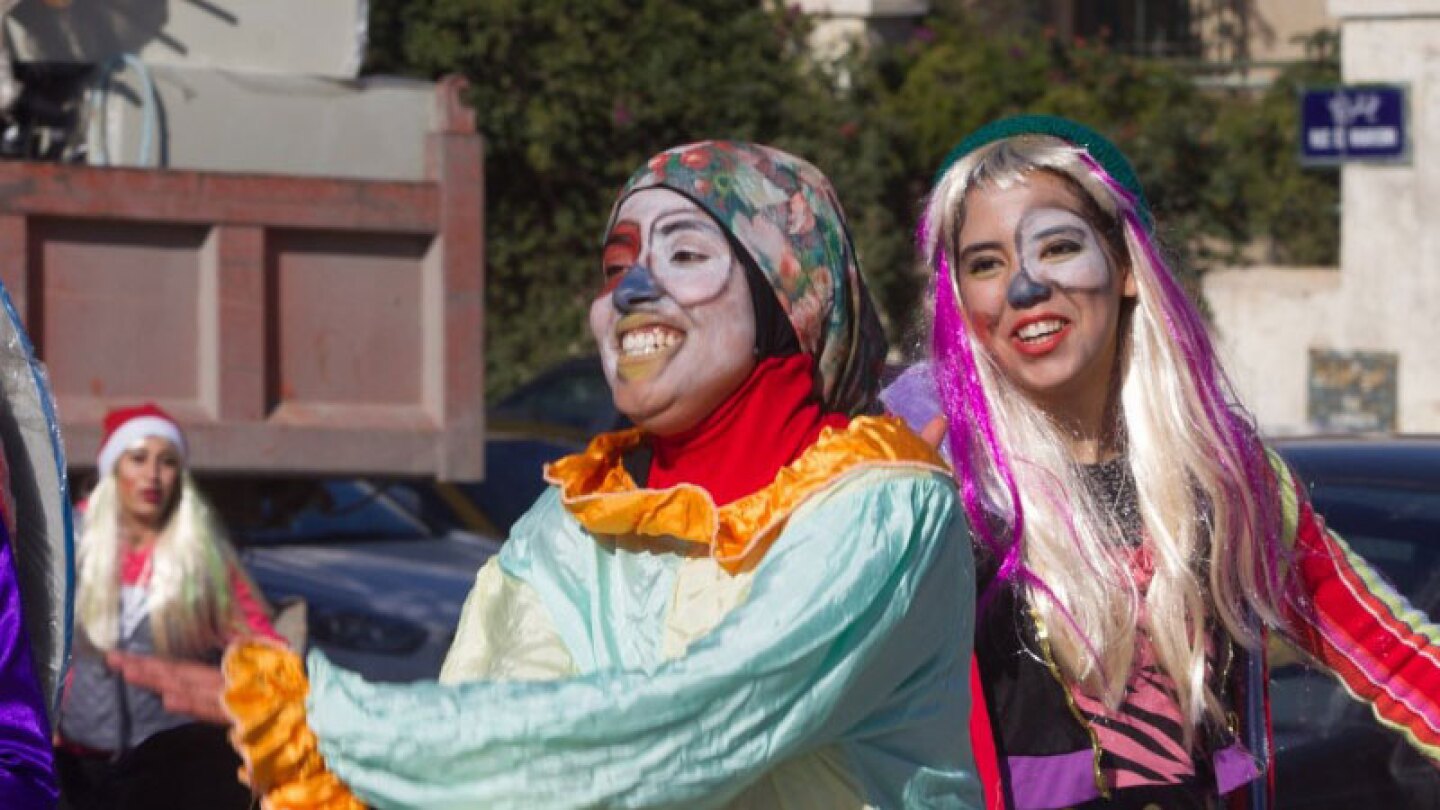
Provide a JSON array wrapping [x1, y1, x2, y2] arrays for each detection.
[[1278, 478, 1440, 760], [229, 472, 980, 809]]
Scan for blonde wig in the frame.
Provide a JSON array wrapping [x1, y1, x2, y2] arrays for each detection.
[[75, 468, 262, 658], [923, 135, 1289, 742]]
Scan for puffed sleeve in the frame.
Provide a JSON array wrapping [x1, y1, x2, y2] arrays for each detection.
[[1274, 457, 1440, 760], [438, 556, 576, 684], [267, 470, 978, 809]]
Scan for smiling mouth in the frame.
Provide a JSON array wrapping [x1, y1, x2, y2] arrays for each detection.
[[616, 319, 686, 381], [1010, 317, 1070, 356], [1015, 319, 1065, 342]]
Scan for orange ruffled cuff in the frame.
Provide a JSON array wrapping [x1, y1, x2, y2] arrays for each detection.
[[222, 640, 365, 810]]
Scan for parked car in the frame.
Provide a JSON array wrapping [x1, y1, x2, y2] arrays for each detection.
[[490, 354, 622, 437], [460, 355, 625, 533], [1271, 436, 1440, 809], [214, 477, 500, 683]]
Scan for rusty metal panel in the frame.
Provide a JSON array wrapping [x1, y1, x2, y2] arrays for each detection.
[[267, 230, 433, 415], [34, 218, 208, 413]]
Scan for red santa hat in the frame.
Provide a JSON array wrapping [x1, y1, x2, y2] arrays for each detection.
[[96, 403, 187, 474]]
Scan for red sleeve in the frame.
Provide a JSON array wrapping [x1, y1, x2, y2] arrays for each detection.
[[1281, 496, 1440, 758], [229, 566, 285, 645]]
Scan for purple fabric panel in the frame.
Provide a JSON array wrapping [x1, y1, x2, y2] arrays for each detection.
[[0, 525, 58, 809], [878, 362, 951, 462], [1006, 750, 1101, 809], [1214, 741, 1262, 796]]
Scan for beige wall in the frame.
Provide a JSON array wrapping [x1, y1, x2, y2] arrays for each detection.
[[1332, 4, 1440, 430], [1205, 2, 1440, 433], [95, 65, 436, 180], [1197, 0, 1335, 64], [7, 0, 367, 78], [1204, 268, 1341, 434], [792, 0, 930, 59]]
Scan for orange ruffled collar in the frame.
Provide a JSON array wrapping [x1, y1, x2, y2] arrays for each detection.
[[543, 414, 947, 573]]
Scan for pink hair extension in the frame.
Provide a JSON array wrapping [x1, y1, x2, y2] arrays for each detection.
[[924, 214, 1100, 656], [1079, 153, 1286, 595]]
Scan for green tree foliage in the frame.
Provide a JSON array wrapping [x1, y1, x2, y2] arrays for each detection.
[[367, 0, 872, 395], [1208, 31, 1341, 265], [366, 2, 1338, 393]]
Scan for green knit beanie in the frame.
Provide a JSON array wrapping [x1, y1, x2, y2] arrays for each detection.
[[934, 114, 1153, 231]]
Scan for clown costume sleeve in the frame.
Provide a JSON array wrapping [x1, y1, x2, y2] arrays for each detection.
[[225, 421, 982, 810]]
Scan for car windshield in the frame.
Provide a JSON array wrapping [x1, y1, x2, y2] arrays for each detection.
[[241, 480, 440, 545], [1306, 482, 1440, 605], [492, 357, 613, 433]]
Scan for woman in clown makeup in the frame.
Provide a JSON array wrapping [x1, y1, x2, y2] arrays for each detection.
[[893, 115, 1440, 809], [222, 141, 986, 809]]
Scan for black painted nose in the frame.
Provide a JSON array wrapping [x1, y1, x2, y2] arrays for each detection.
[[613, 264, 663, 312], [1006, 267, 1052, 308]]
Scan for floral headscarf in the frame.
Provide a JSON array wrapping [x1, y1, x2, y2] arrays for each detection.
[[607, 141, 886, 415]]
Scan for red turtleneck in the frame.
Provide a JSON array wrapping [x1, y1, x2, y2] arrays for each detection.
[[646, 354, 849, 507]]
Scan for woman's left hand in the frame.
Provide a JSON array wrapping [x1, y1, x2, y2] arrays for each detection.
[[104, 650, 228, 724]]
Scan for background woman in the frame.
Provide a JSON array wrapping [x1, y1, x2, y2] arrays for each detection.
[[906, 115, 1440, 809], [223, 141, 983, 808], [56, 403, 281, 810]]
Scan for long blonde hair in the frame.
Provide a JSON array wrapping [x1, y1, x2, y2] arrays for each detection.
[[924, 135, 1288, 742], [75, 469, 261, 658]]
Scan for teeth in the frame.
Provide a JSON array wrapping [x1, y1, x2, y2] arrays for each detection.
[[1017, 320, 1064, 341], [620, 326, 683, 357]]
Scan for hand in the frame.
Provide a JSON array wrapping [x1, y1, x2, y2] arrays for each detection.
[[921, 415, 948, 449], [105, 650, 228, 724]]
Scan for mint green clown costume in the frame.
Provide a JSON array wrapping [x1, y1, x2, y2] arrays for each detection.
[[223, 142, 981, 810]]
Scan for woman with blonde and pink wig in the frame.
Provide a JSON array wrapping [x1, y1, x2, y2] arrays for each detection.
[[900, 115, 1440, 809]]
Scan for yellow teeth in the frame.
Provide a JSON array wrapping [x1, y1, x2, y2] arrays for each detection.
[[620, 326, 683, 358]]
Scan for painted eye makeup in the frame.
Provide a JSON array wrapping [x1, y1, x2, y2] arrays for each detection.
[[1040, 238, 1083, 260], [1014, 208, 1112, 292], [600, 266, 626, 295], [600, 222, 641, 295], [670, 247, 710, 264]]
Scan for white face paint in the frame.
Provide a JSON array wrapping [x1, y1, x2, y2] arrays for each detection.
[[1017, 208, 1112, 292], [954, 172, 1135, 411], [590, 188, 757, 436]]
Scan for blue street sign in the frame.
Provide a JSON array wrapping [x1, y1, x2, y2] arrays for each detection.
[[1300, 85, 1409, 165]]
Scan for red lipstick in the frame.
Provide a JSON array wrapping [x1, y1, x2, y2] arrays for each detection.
[[1009, 313, 1071, 357]]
